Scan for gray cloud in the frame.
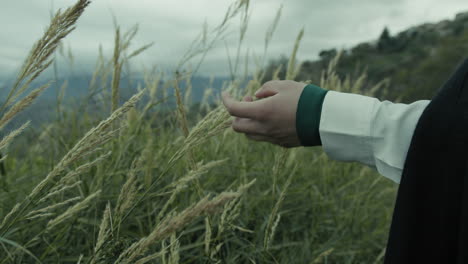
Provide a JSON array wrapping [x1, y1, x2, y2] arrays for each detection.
[[1, 0, 467, 79]]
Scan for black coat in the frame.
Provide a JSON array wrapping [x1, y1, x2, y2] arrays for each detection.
[[384, 59, 468, 263]]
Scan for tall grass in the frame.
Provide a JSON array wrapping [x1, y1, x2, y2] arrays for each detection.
[[0, 0, 397, 263]]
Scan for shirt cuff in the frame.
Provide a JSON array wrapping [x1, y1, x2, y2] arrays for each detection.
[[296, 84, 329, 146], [319, 90, 379, 169]]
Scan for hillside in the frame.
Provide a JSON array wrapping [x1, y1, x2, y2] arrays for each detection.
[[267, 10, 468, 103]]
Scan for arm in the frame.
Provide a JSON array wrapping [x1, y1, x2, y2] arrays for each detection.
[[319, 91, 430, 183], [221, 80, 430, 184]]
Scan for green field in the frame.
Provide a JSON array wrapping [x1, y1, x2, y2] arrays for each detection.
[[0, 0, 398, 263]]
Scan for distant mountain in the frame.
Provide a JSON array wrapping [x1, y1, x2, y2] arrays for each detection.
[[0, 74, 238, 129], [1, 74, 232, 103]]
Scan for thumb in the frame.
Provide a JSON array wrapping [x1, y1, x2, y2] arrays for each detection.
[[255, 83, 279, 99]]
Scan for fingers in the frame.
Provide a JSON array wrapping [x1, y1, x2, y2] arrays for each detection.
[[229, 95, 267, 134], [255, 88, 278, 99], [243, 95, 253, 102], [232, 117, 267, 135], [255, 81, 280, 99], [221, 91, 267, 119]]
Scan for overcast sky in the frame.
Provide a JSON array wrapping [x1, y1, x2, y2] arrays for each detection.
[[1, 0, 468, 81]]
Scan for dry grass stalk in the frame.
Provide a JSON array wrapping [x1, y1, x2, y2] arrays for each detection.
[[208, 179, 255, 259], [27, 196, 82, 218], [373, 247, 387, 264], [111, 27, 122, 113], [156, 192, 179, 226], [168, 233, 180, 264], [264, 164, 297, 250], [56, 80, 68, 115], [111, 25, 153, 113], [1, 0, 90, 112], [26, 213, 55, 221], [135, 138, 154, 188], [173, 73, 197, 171], [223, 182, 254, 221], [204, 217, 212, 256], [168, 105, 231, 167], [0, 204, 21, 230], [249, 4, 282, 76], [115, 161, 139, 225], [77, 254, 84, 264], [39, 181, 82, 203], [134, 242, 172, 264], [115, 192, 240, 264], [114, 146, 157, 225], [173, 76, 190, 139], [56, 151, 111, 187], [88, 48, 105, 96], [226, 1, 249, 80], [0, 122, 30, 152], [321, 51, 344, 91], [311, 248, 335, 263], [218, 197, 242, 236], [200, 87, 214, 113], [78, 127, 125, 155], [272, 64, 283, 81], [351, 73, 367, 94], [224, 0, 250, 26], [176, 0, 249, 74], [157, 159, 229, 221], [285, 147, 299, 169], [243, 77, 260, 97], [46, 190, 101, 231], [141, 69, 162, 118], [271, 148, 288, 196], [264, 5, 282, 56], [183, 74, 193, 108], [219, 180, 256, 227], [145, 68, 161, 99], [91, 202, 112, 264], [0, 84, 49, 131], [286, 28, 304, 81], [134, 251, 165, 264], [127, 42, 154, 60], [170, 159, 228, 190], [267, 213, 281, 249]]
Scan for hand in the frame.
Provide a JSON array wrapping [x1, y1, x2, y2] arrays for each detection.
[[221, 80, 307, 148]]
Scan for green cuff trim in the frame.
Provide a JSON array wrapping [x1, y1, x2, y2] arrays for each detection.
[[296, 84, 329, 146]]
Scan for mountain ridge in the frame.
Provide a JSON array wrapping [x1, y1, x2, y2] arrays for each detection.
[[295, 10, 468, 103]]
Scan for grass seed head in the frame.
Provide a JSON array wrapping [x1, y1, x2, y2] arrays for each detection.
[[46, 190, 101, 231]]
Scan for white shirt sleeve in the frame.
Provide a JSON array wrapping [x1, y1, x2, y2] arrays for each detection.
[[319, 90, 431, 184]]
